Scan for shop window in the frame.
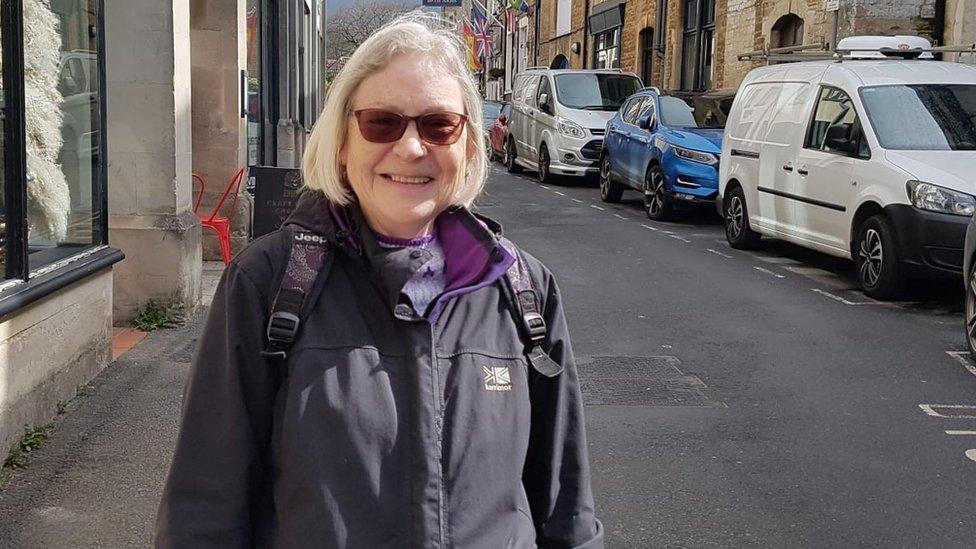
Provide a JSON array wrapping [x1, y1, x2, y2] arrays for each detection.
[[771, 14, 804, 49], [594, 28, 620, 69], [1, 0, 107, 280]]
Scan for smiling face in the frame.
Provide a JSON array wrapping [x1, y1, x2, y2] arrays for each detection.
[[340, 53, 469, 239]]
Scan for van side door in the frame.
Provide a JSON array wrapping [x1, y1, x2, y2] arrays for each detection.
[[518, 75, 541, 160], [794, 86, 864, 253], [535, 75, 556, 155]]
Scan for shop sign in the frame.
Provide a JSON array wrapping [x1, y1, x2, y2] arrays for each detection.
[[249, 166, 303, 238]]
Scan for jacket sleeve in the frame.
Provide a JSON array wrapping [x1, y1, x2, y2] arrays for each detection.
[[522, 264, 605, 549], [155, 262, 279, 548]]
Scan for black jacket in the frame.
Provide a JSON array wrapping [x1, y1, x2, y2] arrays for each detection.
[[155, 190, 603, 548]]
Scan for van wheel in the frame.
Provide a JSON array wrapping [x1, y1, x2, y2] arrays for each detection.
[[855, 215, 905, 299], [538, 145, 553, 184], [724, 186, 761, 249], [599, 154, 623, 203], [505, 138, 521, 173], [644, 165, 673, 221]]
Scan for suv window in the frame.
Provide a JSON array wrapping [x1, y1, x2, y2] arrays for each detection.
[[622, 96, 647, 124], [805, 86, 869, 158], [637, 96, 656, 125]]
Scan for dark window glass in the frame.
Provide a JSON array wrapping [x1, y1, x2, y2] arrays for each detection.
[[0, 18, 6, 277], [683, 0, 698, 31], [26, 0, 104, 270], [593, 28, 621, 69], [554, 73, 640, 110], [659, 94, 729, 128], [640, 28, 654, 85], [860, 85, 976, 151], [681, 33, 697, 90], [536, 76, 552, 108], [654, 0, 667, 54], [806, 87, 863, 155], [622, 97, 647, 124]]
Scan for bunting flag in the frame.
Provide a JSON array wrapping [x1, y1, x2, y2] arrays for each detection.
[[461, 21, 482, 71], [471, 4, 493, 58], [510, 0, 530, 14]]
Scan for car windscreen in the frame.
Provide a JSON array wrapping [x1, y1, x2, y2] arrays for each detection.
[[553, 74, 641, 110], [859, 84, 976, 150], [482, 102, 504, 124], [658, 95, 730, 129]]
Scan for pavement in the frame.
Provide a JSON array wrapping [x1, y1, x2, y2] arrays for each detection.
[[0, 166, 974, 548]]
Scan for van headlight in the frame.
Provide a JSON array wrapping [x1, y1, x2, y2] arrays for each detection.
[[672, 145, 718, 166], [557, 118, 586, 139], [906, 180, 976, 216]]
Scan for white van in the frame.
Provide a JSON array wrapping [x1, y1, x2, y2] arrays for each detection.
[[505, 68, 641, 183], [719, 36, 976, 298]]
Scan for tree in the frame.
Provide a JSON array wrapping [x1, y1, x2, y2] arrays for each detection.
[[327, 1, 419, 61]]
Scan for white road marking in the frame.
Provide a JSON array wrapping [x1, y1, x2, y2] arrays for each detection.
[[967, 449, 976, 463], [572, 198, 583, 203], [659, 230, 675, 234], [707, 248, 733, 259], [756, 256, 799, 265], [919, 404, 976, 419], [811, 288, 882, 306], [554, 191, 566, 196], [641, 224, 659, 232], [753, 266, 786, 279], [614, 214, 627, 220], [539, 185, 550, 189], [946, 430, 976, 435], [590, 205, 605, 211], [669, 235, 692, 243], [784, 265, 837, 277], [946, 351, 976, 379]]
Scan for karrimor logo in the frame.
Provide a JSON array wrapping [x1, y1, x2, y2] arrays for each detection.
[[294, 232, 327, 244], [483, 366, 512, 391]]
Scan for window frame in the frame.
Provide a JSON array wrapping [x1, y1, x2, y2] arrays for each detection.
[[0, 0, 118, 302], [593, 27, 621, 69], [680, 0, 716, 92]]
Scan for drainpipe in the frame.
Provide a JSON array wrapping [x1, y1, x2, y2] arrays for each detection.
[[582, 0, 590, 68], [534, 1, 540, 66], [933, 0, 946, 60]]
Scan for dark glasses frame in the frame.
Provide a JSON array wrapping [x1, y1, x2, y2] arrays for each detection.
[[351, 109, 469, 145]]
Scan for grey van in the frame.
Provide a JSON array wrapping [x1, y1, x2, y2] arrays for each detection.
[[504, 68, 641, 183]]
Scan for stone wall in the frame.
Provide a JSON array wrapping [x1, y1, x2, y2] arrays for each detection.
[[0, 271, 113, 456], [106, 0, 202, 322], [537, 0, 586, 68]]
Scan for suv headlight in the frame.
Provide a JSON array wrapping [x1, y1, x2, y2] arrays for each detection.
[[906, 180, 975, 216], [671, 145, 718, 166], [557, 118, 586, 139]]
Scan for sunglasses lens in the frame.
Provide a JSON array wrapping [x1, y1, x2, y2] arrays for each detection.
[[419, 113, 465, 145], [357, 110, 405, 143]]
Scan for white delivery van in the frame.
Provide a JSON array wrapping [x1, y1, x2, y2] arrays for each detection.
[[719, 36, 976, 298], [505, 68, 641, 183]]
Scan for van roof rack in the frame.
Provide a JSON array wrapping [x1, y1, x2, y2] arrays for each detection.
[[738, 40, 976, 64]]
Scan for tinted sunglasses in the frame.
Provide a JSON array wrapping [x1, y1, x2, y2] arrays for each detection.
[[352, 109, 468, 145]]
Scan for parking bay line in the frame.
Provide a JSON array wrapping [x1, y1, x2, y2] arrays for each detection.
[[572, 198, 583, 203], [669, 234, 692, 243], [590, 204, 605, 211], [707, 248, 733, 259], [641, 224, 659, 231], [918, 404, 976, 419], [753, 266, 786, 279], [614, 214, 627, 220], [553, 191, 566, 196], [810, 288, 887, 306], [946, 430, 976, 435], [946, 351, 976, 379], [539, 185, 551, 190]]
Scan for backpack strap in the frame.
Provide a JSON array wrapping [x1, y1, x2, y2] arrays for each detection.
[[261, 228, 333, 361], [499, 238, 563, 378]]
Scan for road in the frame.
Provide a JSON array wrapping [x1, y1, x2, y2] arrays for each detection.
[[477, 165, 976, 548]]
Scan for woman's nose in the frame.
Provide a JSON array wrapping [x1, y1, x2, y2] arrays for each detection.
[[392, 120, 426, 159]]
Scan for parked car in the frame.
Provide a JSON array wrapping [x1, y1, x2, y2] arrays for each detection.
[[506, 68, 642, 183], [488, 102, 511, 161], [600, 88, 734, 220], [719, 35, 976, 299]]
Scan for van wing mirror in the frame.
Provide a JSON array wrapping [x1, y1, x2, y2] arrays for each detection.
[[824, 124, 857, 154], [539, 93, 552, 113]]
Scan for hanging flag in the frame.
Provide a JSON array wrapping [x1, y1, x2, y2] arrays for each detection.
[[471, 4, 493, 58], [511, 0, 530, 14], [461, 21, 482, 71]]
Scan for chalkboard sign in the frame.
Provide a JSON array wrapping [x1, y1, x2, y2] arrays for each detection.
[[249, 166, 303, 238]]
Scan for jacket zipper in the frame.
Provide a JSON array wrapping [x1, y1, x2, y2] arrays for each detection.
[[428, 321, 447, 547]]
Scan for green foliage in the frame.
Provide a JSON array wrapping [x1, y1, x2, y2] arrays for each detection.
[[134, 299, 186, 332], [1, 422, 55, 488]]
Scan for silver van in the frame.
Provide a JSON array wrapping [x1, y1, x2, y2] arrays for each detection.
[[504, 68, 641, 183]]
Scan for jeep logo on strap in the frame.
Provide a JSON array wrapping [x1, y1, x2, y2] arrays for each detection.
[[294, 232, 327, 245]]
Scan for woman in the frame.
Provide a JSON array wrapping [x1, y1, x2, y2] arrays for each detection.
[[156, 13, 602, 549]]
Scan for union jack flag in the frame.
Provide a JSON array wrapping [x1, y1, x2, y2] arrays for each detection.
[[471, 3, 493, 58]]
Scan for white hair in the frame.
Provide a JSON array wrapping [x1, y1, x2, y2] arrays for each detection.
[[301, 11, 487, 207]]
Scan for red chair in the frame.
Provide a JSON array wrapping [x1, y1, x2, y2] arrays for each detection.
[[192, 167, 245, 264]]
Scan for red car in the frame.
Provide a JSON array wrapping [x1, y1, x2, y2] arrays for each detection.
[[484, 101, 510, 161]]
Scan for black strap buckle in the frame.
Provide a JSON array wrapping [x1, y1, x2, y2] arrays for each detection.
[[523, 312, 547, 343], [261, 311, 300, 360]]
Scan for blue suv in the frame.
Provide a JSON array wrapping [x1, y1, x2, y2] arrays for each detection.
[[599, 89, 734, 220]]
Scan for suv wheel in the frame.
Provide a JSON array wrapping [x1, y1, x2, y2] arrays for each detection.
[[538, 145, 553, 184], [966, 261, 976, 355], [505, 138, 521, 173], [599, 154, 623, 203], [855, 215, 905, 299], [644, 164, 673, 221], [724, 185, 761, 249]]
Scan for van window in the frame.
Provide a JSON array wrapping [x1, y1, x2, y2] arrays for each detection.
[[536, 76, 552, 109], [860, 84, 976, 151], [730, 82, 807, 144], [805, 86, 867, 157], [622, 96, 647, 124]]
